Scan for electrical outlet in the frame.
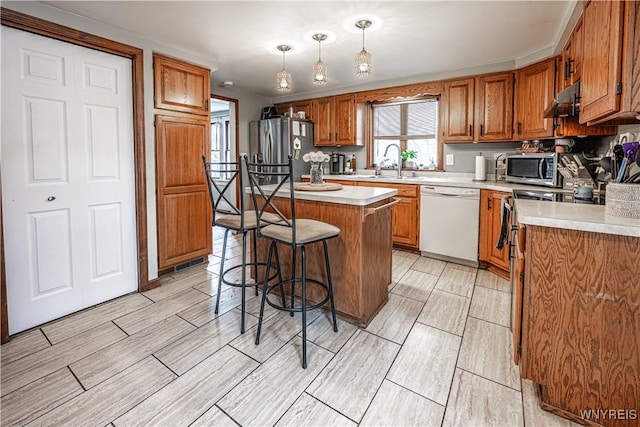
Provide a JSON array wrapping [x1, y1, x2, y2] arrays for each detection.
[[445, 154, 454, 166]]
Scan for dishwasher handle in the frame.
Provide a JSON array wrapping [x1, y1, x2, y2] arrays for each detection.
[[421, 186, 480, 198]]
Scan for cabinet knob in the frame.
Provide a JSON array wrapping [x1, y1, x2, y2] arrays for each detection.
[[47, 196, 56, 202]]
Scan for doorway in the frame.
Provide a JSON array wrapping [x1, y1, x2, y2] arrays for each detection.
[[209, 96, 239, 210]]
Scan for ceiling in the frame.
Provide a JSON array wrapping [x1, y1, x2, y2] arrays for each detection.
[[42, 1, 578, 100]]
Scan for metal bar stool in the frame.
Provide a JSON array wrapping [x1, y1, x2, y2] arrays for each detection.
[[244, 155, 339, 368], [202, 156, 282, 334]]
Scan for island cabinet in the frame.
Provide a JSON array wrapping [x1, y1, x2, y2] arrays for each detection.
[[355, 181, 420, 250], [580, 0, 640, 124], [478, 189, 510, 279], [257, 188, 397, 326], [520, 226, 640, 426], [314, 94, 358, 146], [514, 58, 556, 140]]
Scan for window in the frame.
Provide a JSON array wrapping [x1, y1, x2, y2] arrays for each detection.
[[371, 99, 439, 169]]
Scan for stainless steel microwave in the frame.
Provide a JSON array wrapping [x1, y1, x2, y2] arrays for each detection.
[[505, 152, 561, 187]]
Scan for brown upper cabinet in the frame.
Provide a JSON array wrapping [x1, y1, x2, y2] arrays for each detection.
[[559, 17, 583, 92], [441, 73, 513, 143], [476, 72, 514, 142], [154, 54, 210, 116], [440, 78, 475, 142], [514, 59, 556, 140], [314, 94, 359, 146], [291, 100, 314, 122], [580, 0, 640, 124]]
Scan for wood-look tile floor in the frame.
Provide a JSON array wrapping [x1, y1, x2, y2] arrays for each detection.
[[1, 228, 581, 427]]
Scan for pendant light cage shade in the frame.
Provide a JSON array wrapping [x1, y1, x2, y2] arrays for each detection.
[[313, 60, 328, 84], [355, 20, 373, 77], [312, 33, 328, 85], [276, 45, 292, 92], [355, 49, 372, 76], [276, 69, 292, 92]]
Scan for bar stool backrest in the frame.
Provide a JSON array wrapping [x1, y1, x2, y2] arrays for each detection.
[[244, 155, 297, 244], [202, 156, 245, 228]]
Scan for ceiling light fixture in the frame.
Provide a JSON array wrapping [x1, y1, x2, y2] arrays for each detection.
[[276, 45, 292, 92], [355, 19, 373, 77], [312, 33, 328, 85]]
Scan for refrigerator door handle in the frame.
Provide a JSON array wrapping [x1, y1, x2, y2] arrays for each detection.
[[264, 125, 272, 164]]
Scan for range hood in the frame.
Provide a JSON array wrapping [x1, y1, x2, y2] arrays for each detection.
[[544, 81, 581, 118]]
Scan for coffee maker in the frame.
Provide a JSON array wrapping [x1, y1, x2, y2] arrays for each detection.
[[330, 152, 345, 174]]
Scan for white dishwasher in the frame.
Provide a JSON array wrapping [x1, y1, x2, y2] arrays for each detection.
[[419, 185, 480, 267]]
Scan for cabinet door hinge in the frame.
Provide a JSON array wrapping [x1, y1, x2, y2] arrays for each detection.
[[615, 82, 622, 95], [518, 344, 522, 355], [520, 271, 525, 285]]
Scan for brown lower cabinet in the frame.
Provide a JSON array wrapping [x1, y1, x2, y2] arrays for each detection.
[[356, 181, 420, 250], [520, 225, 640, 426], [155, 115, 212, 269], [479, 189, 510, 278]]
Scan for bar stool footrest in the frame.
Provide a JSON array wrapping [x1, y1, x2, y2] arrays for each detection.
[[265, 277, 330, 313], [221, 262, 279, 288]]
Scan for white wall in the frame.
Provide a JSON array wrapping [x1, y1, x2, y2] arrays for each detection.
[[2, 1, 220, 280]]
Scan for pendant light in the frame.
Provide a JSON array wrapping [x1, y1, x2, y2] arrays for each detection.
[[355, 20, 373, 77], [276, 45, 292, 92], [312, 33, 328, 85]]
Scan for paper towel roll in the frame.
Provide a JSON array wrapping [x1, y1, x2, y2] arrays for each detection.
[[475, 155, 486, 181]]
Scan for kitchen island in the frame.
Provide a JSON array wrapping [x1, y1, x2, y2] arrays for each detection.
[[515, 199, 640, 426], [251, 184, 398, 326]]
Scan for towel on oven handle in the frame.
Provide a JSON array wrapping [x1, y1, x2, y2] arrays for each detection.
[[495, 195, 512, 250]]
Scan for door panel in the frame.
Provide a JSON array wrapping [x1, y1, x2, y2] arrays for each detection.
[[29, 209, 73, 296], [2, 27, 137, 334], [25, 97, 69, 182], [89, 203, 125, 279]]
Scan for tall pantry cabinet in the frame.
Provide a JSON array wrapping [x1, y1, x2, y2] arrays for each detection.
[[153, 54, 212, 269]]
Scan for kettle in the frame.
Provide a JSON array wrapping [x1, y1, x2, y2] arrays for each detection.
[[330, 152, 345, 174]]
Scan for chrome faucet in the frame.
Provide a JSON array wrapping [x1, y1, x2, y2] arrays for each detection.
[[383, 144, 402, 178]]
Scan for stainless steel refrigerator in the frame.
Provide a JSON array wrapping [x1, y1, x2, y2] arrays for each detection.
[[249, 117, 315, 183]]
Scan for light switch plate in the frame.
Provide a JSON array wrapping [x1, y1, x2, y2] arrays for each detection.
[[445, 154, 454, 166]]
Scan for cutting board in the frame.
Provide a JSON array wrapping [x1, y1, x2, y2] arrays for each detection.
[[294, 182, 343, 191]]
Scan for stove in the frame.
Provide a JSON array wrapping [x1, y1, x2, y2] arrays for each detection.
[[512, 189, 605, 205]]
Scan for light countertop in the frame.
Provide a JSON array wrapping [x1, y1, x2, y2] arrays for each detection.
[[317, 173, 534, 192], [319, 173, 640, 238], [247, 184, 398, 206], [514, 199, 640, 237]]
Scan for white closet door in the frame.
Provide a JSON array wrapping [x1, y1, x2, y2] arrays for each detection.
[[1, 26, 137, 334]]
